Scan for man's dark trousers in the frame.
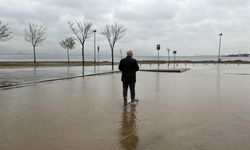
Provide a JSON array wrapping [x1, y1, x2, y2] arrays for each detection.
[[123, 82, 135, 100]]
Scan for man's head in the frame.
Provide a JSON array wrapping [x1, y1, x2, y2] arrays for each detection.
[[127, 50, 133, 57]]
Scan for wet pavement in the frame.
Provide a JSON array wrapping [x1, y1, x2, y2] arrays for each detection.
[[1, 64, 250, 149]]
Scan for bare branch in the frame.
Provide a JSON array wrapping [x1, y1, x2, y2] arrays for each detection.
[[0, 20, 12, 41], [101, 22, 126, 50], [25, 23, 46, 47], [60, 37, 75, 50], [68, 21, 83, 44], [102, 25, 112, 48], [68, 19, 93, 45]]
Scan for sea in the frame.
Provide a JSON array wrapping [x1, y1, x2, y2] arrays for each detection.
[[1, 54, 250, 62]]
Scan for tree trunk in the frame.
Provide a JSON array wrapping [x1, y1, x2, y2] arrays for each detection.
[[111, 47, 114, 70], [82, 42, 85, 76], [67, 48, 70, 63], [33, 45, 36, 63]]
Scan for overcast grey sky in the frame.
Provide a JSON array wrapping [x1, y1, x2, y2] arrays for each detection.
[[1, 0, 250, 56]]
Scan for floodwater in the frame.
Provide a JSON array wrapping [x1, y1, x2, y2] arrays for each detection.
[[0, 65, 115, 87], [1, 64, 250, 149]]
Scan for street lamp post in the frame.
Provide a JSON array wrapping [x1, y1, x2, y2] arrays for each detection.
[[157, 44, 160, 69], [218, 33, 223, 62], [97, 46, 100, 67], [158, 50, 160, 69], [173, 50, 177, 69], [119, 49, 123, 60], [93, 30, 97, 66]]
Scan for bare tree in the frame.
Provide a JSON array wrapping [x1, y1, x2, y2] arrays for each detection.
[[68, 20, 93, 74], [0, 20, 12, 41], [101, 22, 126, 70], [60, 37, 75, 63], [25, 23, 46, 63]]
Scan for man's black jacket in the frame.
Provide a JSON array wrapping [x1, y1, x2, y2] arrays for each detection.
[[118, 56, 139, 83]]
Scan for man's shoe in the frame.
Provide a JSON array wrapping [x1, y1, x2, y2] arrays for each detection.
[[123, 97, 127, 105], [131, 99, 139, 102]]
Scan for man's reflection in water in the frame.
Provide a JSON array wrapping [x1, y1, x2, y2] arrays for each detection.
[[119, 105, 139, 150]]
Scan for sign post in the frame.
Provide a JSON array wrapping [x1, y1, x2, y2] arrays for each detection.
[[157, 44, 160, 69], [173, 50, 177, 69], [166, 48, 170, 68], [97, 46, 100, 67]]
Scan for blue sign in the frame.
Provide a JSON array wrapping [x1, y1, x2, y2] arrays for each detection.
[[156, 44, 160, 50], [173, 50, 177, 54]]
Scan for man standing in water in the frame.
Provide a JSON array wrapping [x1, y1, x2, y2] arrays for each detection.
[[119, 50, 139, 105]]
